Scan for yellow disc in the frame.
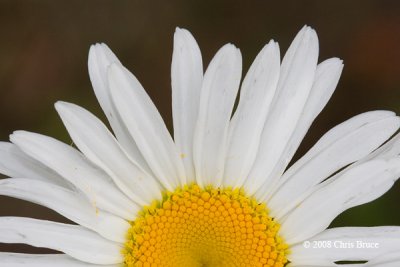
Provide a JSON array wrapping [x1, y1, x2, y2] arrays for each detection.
[[124, 184, 289, 267]]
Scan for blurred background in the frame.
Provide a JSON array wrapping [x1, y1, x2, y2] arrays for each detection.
[[0, 0, 399, 254]]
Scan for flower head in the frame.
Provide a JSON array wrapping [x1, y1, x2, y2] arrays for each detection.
[[1, 26, 400, 266]]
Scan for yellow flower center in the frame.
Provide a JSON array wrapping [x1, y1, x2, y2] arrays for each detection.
[[123, 184, 289, 267]]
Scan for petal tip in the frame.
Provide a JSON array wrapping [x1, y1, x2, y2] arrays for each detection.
[[54, 101, 72, 114]]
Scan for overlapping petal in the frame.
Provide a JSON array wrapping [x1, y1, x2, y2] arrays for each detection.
[[193, 43, 242, 187], [244, 26, 319, 196], [171, 28, 203, 182], [0, 217, 123, 264]]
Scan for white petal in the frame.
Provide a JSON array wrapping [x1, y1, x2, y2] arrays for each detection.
[[281, 158, 400, 244], [269, 112, 400, 219], [0, 217, 123, 264], [0, 178, 130, 243], [172, 28, 203, 182], [300, 58, 343, 124], [0, 142, 68, 188], [354, 131, 400, 163], [10, 130, 138, 220], [0, 253, 118, 267], [193, 44, 242, 187], [108, 63, 186, 189], [258, 57, 343, 200], [289, 227, 400, 265], [363, 252, 400, 267], [273, 111, 397, 209], [88, 44, 150, 173], [281, 110, 395, 177], [223, 40, 280, 187], [55, 101, 161, 205], [244, 26, 319, 195], [340, 132, 400, 207]]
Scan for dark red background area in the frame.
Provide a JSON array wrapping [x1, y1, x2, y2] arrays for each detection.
[[0, 0, 399, 254]]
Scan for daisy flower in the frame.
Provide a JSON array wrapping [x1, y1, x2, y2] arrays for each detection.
[[0, 26, 400, 267]]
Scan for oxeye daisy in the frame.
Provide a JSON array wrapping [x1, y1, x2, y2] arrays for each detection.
[[0, 25, 400, 267]]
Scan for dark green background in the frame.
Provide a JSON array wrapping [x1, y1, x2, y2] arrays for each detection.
[[0, 0, 399, 254]]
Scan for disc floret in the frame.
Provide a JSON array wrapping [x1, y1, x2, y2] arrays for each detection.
[[124, 184, 289, 267]]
